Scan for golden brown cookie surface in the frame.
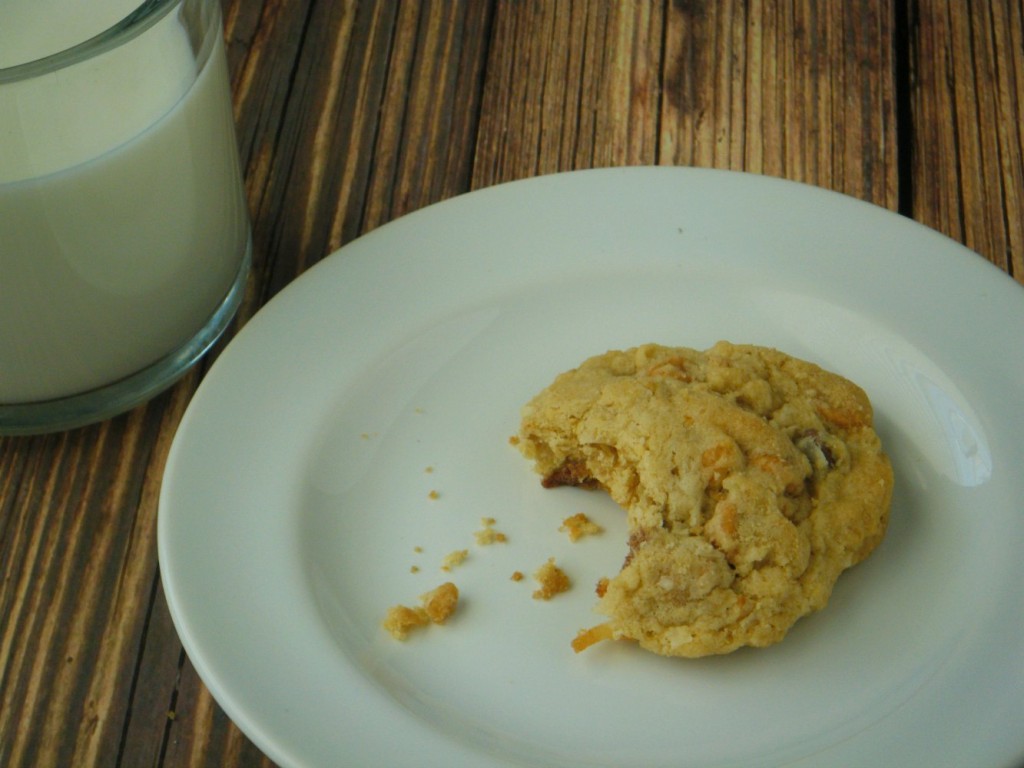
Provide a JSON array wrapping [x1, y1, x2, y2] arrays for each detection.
[[516, 342, 893, 657]]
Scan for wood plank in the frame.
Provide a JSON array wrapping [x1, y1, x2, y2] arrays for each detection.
[[472, 1, 665, 186], [248, 0, 395, 301], [908, 0, 1024, 279], [218, 0, 327, 312], [0, 388, 187, 767], [359, 0, 493, 232], [240, 0, 492, 306], [161, 653, 276, 768], [660, 0, 898, 207], [68, 391, 194, 767], [473, 0, 898, 206], [116, 581, 185, 767]]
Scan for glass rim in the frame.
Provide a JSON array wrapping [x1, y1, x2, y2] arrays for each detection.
[[0, 0, 180, 84]]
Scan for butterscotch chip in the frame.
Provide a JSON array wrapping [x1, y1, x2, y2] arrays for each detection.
[[572, 622, 614, 652], [532, 558, 571, 600], [515, 342, 892, 657]]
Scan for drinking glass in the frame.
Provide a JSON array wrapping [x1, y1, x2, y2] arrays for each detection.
[[0, 0, 251, 434]]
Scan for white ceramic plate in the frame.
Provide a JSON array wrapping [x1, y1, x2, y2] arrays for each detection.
[[158, 167, 1024, 768]]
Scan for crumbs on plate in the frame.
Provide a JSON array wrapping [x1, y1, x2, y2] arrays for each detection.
[[559, 512, 604, 542], [382, 582, 460, 640], [532, 557, 571, 600], [474, 516, 508, 545], [440, 549, 469, 572]]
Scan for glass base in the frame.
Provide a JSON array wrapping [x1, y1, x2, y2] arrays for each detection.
[[0, 243, 251, 436]]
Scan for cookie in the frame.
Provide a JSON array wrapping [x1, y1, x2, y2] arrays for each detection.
[[514, 342, 892, 657]]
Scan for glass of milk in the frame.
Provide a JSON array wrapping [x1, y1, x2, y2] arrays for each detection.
[[0, 0, 252, 434]]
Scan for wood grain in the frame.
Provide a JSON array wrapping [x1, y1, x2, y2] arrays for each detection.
[[660, 0, 898, 206], [473, 0, 899, 207], [473, 1, 665, 184], [0, 387, 190, 766], [909, 0, 1024, 279]]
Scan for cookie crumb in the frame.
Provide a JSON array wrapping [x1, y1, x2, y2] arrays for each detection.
[[382, 605, 429, 640], [532, 558, 571, 600], [424, 466, 434, 473], [440, 549, 468, 572], [559, 512, 604, 542], [428, 490, 440, 500], [382, 582, 460, 640], [420, 581, 459, 624], [410, 565, 420, 573], [474, 516, 508, 545], [511, 571, 524, 581]]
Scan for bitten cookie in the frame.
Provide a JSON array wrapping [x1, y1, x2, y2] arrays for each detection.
[[514, 342, 892, 658]]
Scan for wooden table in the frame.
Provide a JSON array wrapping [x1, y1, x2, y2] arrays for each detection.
[[2, 1, 1022, 766]]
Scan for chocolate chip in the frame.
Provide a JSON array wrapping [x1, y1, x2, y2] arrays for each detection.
[[542, 458, 601, 489], [797, 429, 838, 470]]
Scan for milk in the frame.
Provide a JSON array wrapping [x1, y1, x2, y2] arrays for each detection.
[[0, 1, 250, 404]]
